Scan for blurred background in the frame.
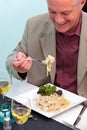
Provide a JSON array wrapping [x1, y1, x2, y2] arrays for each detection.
[[0, 0, 47, 71]]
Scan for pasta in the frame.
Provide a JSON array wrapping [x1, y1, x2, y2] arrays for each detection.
[[43, 55, 55, 76], [36, 93, 70, 112]]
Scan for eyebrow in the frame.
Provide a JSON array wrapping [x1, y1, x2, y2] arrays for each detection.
[[48, 8, 56, 13], [48, 8, 72, 13]]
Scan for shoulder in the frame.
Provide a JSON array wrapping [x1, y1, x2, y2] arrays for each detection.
[[25, 13, 54, 34], [29, 13, 50, 21], [81, 12, 87, 30], [82, 11, 87, 23], [26, 13, 51, 26], [81, 12, 87, 40]]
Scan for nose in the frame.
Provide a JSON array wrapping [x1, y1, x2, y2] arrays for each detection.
[[55, 14, 64, 24]]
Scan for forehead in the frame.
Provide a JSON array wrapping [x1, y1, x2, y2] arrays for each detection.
[[47, 0, 77, 11], [47, 0, 81, 5], [47, 0, 76, 6]]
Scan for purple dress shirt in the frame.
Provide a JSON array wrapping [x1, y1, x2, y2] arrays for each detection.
[[54, 14, 82, 94]]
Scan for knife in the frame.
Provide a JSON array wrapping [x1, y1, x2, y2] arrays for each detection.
[[63, 121, 80, 130], [73, 106, 86, 126]]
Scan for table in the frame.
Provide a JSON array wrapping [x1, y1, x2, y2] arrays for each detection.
[[0, 110, 73, 130], [1, 81, 87, 130], [0, 92, 73, 130]]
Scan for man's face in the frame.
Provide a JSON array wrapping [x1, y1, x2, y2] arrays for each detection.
[[47, 0, 83, 35]]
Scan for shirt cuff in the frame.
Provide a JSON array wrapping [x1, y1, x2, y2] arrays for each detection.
[[18, 72, 27, 80]]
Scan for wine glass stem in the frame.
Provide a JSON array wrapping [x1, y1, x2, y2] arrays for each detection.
[[1, 95, 5, 104], [20, 124, 24, 130], [2, 94, 4, 98], [3, 95, 5, 104]]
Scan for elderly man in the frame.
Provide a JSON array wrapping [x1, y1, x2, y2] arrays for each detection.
[[6, 0, 87, 105]]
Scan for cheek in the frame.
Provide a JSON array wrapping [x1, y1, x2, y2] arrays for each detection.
[[49, 14, 55, 21], [67, 9, 80, 24], [68, 16, 78, 26], [65, 15, 75, 24]]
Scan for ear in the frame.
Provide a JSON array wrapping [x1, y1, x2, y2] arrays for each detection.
[[80, 0, 86, 9]]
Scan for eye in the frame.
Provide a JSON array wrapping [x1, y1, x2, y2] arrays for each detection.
[[62, 11, 71, 15], [48, 9, 56, 14]]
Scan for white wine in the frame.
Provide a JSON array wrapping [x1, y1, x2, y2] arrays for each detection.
[[0, 81, 12, 95], [12, 107, 31, 124]]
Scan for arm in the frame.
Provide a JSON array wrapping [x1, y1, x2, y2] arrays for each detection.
[[6, 20, 32, 80]]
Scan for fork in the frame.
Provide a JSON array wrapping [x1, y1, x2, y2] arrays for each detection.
[[13, 57, 45, 64], [27, 58, 45, 64]]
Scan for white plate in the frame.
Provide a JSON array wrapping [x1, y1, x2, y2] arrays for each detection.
[[14, 83, 87, 118]]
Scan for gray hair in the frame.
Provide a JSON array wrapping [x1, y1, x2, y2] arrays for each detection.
[[47, 0, 81, 4], [47, 0, 85, 7]]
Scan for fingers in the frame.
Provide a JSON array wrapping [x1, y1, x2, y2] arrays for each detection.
[[12, 52, 33, 73], [13, 59, 32, 73], [16, 52, 26, 61]]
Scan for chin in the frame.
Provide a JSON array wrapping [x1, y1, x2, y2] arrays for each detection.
[[56, 27, 70, 35], [57, 29, 66, 34], [55, 24, 71, 34]]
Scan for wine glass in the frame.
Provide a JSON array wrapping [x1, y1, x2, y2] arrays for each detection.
[[0, 71, 12, 123], [11, 97, 31, 130], [0, 70, 12, 101]]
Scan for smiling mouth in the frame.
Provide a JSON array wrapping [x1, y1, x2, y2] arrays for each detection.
[[57, 23, 66, 27], [55, 21, 68, 26]]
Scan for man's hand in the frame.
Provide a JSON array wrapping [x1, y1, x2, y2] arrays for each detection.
[[12, 52, 32, 73]]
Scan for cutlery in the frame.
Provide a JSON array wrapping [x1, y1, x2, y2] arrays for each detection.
[[63, 121, 80, 130], [63, 106, 86, 130], [13, 57, 45, 64], [73, 106, 86, 126], [26, 58, 45, 64]]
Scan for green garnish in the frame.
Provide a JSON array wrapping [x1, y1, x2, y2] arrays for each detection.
[[37, 84, 56, 96]]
